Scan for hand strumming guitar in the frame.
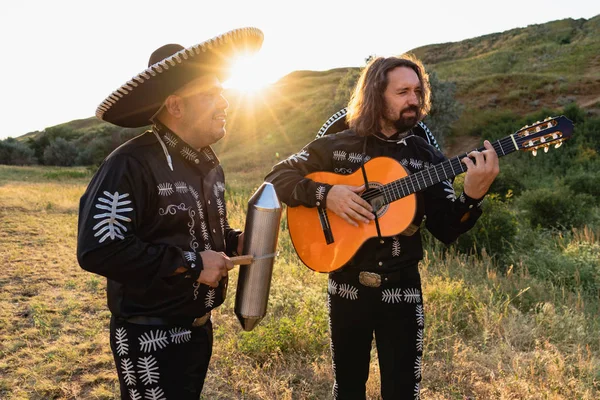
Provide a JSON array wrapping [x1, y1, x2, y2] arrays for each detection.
[[326, 184, 376, 227]]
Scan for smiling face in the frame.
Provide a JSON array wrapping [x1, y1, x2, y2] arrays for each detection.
[[380, 66, 423, 136], [176, 74, 229, 149]]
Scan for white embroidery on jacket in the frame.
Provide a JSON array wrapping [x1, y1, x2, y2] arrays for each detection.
[[92, 191, 133, 243], [159, 204, 200, 252], [157, 183, 174, 196], [443, 180, 456, 201], [174, 181, 188, 193], [163, 132, 178, 147], [348, 153, 363, 163], [334, 167, 353, 175], [285, 150, 309, 165], [205, 288, 216, 308], [181, 147, 198, 161], [316, 185, 326, 201], [409, 159, 423, 169], [333, 150, 347, 161]]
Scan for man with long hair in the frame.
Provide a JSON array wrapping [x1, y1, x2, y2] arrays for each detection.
[[265, 54, 499, 399]]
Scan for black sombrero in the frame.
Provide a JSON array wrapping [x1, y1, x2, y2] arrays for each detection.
[[315, 107, 441, 151], [96, 27, 264, 128]]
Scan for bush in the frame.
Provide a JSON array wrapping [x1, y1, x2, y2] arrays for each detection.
[[517, 185, 596, 230], [514, 229, 600, 294], [75, 136, 112, 166], [453, 194, 519, 261], [0, 139, 36, 165], [564, 171, 600, 202], [42, 138, 78, 166]]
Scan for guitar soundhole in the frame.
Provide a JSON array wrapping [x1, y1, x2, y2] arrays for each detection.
[[362, 183, 388, 218]]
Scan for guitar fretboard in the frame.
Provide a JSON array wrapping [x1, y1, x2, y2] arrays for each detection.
[[376, 135, 519, 205]]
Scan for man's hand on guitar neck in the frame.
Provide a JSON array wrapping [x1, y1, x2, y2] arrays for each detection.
[[461, 140, 500, 199], [326, 184, 376, 227]]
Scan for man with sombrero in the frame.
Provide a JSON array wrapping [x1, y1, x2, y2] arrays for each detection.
[[77, 27, 263, 399]]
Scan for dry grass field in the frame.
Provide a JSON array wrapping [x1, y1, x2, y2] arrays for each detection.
[[0, 165, 599, 399]]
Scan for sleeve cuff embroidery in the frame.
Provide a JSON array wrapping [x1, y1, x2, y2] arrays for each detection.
[[459, 192, 485, 209]]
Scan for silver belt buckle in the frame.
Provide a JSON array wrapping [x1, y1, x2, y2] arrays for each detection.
[[192, 312, 211, 327], [359, 271, 382, 288]]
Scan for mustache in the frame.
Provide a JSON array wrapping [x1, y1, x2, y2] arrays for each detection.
[[400, 106, 420, 116]]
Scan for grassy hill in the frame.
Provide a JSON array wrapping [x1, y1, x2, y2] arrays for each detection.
[[17, 15, 600, 183]]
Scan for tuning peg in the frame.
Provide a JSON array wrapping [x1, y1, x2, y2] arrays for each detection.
[[528, 140, 534, 147], [532, 149, 538, 156], [541, 137, 546, 143], [555, 142, 563, 149], [552, 133, 558, 139], [544, 145, 549, 153]]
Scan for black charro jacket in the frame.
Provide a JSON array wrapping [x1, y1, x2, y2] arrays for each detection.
[[77, 122, 241, 318], [265, 126, 484, 272]]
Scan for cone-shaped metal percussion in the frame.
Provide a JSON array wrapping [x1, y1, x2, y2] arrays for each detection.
[[235, 182, 282, 331]]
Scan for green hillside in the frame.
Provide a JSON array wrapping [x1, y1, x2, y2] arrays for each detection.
[[15, 15, 600, 182]]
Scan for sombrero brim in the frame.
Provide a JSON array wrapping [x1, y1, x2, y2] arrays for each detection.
[[96, 27, 264, 128]]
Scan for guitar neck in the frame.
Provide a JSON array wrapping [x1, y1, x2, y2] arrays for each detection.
[[382, 135, 518, 203]]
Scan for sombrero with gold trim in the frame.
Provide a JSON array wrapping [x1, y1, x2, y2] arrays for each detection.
[[96, 27, 264, 128]]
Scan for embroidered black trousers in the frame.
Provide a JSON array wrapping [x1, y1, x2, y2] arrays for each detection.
[[328, 265, 424, 400], [110, 316, 213, 400]]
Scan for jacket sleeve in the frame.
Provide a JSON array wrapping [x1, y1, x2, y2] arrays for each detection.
[[264, 137, 334, 208], [77, 154, 200, 284], [423, 151, 485, 245]]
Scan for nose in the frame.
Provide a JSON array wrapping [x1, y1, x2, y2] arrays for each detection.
[[408, 91, 419, 106], [218, 94, 229, 110]]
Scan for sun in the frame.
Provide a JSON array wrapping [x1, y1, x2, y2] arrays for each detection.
[[225, 54, 273, 94]]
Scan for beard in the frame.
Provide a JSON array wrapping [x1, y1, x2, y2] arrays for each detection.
[[393, 106, 420, 133]]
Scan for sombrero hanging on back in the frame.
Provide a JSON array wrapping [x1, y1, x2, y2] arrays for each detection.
[[96, 27, 264, 128], [316, 107, 441, 151]]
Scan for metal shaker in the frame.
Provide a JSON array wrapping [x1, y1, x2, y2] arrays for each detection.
[[234, 182, 281, 331]]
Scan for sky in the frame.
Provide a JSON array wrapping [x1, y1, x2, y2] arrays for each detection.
[[0, 0, 597, 140]]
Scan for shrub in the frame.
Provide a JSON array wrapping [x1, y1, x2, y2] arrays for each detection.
[[42, 138, 78, 166], [517, 185, 596, 230], [564, 171, 600, 202], [453, 194, 519, 261], [0, 139, 36, 165]]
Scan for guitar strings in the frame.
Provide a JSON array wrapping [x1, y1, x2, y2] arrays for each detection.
[[360, 136, 516, 203]]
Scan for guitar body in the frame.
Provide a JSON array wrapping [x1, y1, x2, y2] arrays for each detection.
[[287, 157, 416, 273]]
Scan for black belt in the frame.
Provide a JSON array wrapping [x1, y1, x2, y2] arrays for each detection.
[[120, 312, 211, 327]]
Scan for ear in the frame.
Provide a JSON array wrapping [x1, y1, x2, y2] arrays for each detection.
[[163, 95, 185, 118]]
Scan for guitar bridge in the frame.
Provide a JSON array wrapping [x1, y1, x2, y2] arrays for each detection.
[[318, 208, 334, 244]]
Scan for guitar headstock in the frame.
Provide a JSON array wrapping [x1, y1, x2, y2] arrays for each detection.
[[515, 116, 574, 156]]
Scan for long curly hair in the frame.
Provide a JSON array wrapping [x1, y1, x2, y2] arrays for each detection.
[[346, 54, 431, 137]]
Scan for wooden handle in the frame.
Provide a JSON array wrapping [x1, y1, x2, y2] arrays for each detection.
[[230, 255, 254, 265]]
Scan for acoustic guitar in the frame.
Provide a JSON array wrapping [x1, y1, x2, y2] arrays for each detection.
[[287, 116, 574, 273]]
